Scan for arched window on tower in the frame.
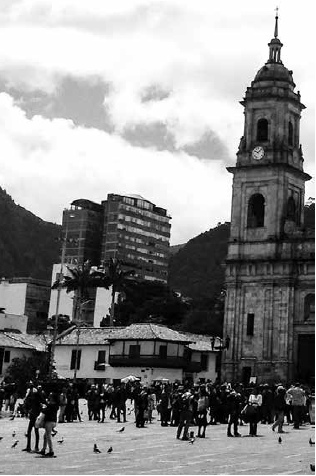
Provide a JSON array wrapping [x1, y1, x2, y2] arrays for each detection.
[[247, 194, 265, 228], [304, 294, 315, 322], [288, 121, 294, 146], [286, 196, 296, 221], [257, 119, 269, 141]]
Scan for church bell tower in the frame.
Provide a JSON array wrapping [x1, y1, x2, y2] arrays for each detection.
[[221, 11, 314, 384]]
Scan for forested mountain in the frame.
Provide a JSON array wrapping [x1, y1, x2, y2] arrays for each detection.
[[0, 187, 61, 280], [168, 222, 230, 302]]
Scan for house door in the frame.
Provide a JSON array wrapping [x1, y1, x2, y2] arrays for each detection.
[[297, 334, 315, 384], [242, 366, 251, 386]]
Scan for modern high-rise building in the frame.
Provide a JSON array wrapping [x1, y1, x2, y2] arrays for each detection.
[[60, 194, 171, 283], [101, 194, 171, 282]]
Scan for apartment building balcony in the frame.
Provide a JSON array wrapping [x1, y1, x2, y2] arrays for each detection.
[[109, 354, 187, 368]]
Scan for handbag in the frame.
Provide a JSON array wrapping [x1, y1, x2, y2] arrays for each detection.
[[35, 412, 46, 429]]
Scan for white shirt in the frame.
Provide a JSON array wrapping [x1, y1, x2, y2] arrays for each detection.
[[248, 394, 262, 406]]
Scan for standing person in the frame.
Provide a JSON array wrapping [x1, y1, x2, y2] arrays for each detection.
[[116, 384, 127, 423], [248, 388, 262, 436], [286, 383, 305, 429], [135, 389, 148, 428], [176, 390, 194, 441], [147, 387, 156, 424], [261, 384, 274, 424], [98, 386, 106, 423], [58, 388, 67, 423], [159, 388, 170, 427], [170, 388, 181, 427], [227, 389, 242, 437], [65, 385, 75, 422], [22, 386, 44, 453], [196, 386, 209, 438], [72, 388, 82, 422], [272, 385, 287, 433], [39, 393, 59, 458], [86, 385, 97, 421]]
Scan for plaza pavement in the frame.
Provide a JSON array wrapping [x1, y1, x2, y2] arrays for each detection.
[[0, 401, 315, 475]]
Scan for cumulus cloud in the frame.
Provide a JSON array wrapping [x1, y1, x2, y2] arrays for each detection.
[[0, 92, 231, 244], [0, 0, 314, 244]]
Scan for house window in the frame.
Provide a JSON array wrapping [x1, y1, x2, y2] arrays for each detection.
[[70, 349, 82, 370], [129, 345, 140, 358], [201, 354, 208, 371], [304, 294, 315, 321], [246, 314, 254, 336], [288, 121, 294, 146], [97, 350, 106, 363], [257, 118, 268, 141], [4, 350, 10, 363], [159, 345, 167, 359], [247, 194, 265, 228]]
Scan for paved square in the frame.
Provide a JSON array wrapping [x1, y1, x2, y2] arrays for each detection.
[[0, 402, 314, 474]]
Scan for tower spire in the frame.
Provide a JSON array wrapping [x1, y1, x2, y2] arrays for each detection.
[[268, 7, 283, 63], [274, 6, 279, 38]]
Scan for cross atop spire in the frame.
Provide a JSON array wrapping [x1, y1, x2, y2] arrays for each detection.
[[274, 6, 279, 38]]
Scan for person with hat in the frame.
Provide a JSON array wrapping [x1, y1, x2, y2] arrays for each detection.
[[226, 389, 242, 437]]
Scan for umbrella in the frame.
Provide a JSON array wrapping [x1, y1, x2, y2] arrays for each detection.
[[121, 375, 140, 383]]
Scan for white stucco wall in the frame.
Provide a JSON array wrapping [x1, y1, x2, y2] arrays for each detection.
[[54, 343, 183, 384], [0, 313, 28, 333], [0, 281, 27, 315], [189, 351, 218, 382], [93, 287, 113, 327]]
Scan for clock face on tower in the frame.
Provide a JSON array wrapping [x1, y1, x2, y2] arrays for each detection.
[[252, 146, 265, 160]]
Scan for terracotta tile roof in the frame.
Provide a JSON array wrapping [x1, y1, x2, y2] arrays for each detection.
[[2, 333, 47, 351], [181, 332, 222, 352], [57, 324, 193, 345], [0, 333, 33, 349]]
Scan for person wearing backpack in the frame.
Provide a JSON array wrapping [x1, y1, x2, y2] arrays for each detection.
[[197, 386, 209, 438]]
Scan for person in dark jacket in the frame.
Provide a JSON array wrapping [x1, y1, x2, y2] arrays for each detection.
[[22, 385, 45, 452], [135, 389, 148, 428], [272, 386, 287, 433], [226, 390, 242, 437], [39, 393, 59, 458]]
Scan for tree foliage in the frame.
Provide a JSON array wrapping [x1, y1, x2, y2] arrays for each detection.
[[5, 354, 49, 394]]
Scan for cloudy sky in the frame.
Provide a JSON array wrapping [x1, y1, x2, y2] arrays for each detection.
[[0, 0, 314, 245]]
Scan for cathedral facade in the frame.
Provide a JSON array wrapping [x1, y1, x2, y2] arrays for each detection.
[[222, 14, 315, 385]]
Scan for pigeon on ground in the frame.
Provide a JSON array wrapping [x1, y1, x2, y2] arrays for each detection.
[[9, 415, 15, 421], [51, 429, 58, 437], [117, 427, 125, 433], [11, 440, 19, 448], [107, 446, 113, 453], [93, 444, 101, 453], [310, 464, 315, 472], [12, 431, 16, 438], [57, 437, 64, 444], [278, 436, 282, 444], [24, 433, 28, 438], [189, 437, 195, 444], [309, 438, 315, 446], [0, 436, 3, 441]]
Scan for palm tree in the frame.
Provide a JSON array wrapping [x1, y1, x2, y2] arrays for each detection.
[[91, 258, 135, 326], [52, 261, 96, 322]]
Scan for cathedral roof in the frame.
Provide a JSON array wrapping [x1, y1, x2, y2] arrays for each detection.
[[253, 62, 295, 86]]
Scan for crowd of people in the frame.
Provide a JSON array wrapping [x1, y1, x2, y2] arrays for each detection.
[[0, 379, 313, 457]]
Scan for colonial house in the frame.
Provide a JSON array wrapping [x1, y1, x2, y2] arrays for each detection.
[[0, 333, 47, 378], [54, 324, 220, 385]]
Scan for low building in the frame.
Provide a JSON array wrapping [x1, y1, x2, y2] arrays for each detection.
[[0, 333, 47, 378], [0, 278, 50, 333], [0, 312, 28, 333], [54, 323, 219, 384]]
